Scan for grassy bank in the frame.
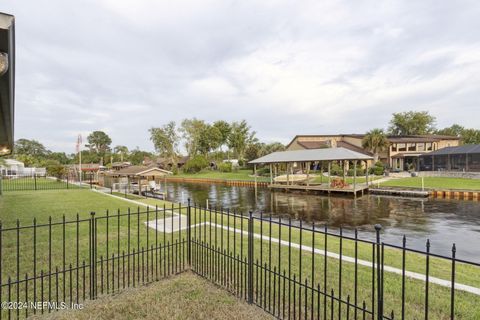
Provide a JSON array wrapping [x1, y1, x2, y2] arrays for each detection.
[[379, 177, 480, 191], [36, 272, 273, 320], [1, 189, 479, 319]]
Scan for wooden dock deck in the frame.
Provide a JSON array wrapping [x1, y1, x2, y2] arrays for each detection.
[[267, 183, 369, 196]]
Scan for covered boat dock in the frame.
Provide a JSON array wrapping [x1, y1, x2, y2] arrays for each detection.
[[249, 147, 374, 196]]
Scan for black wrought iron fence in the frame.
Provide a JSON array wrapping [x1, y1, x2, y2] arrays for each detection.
[[0, 174, 88, 192], [0, 201, 479, 319]]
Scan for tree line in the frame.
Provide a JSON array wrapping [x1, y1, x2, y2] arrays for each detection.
[[3, 112, 479, 174], [149, 119, 285, 168]]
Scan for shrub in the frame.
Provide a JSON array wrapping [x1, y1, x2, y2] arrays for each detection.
[[218, 162, 232, 173], [368, 161, 385, 175], [171, 166, 179, 175], [183, 155, 209, 173], [256, 167, 270, 176], [330, 162, 344, 176], [45, 160, 66, 178], [373, 166, 385, 175], [347, 167, 366, 176]]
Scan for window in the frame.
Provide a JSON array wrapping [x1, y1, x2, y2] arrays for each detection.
[[391, 144, 397, 152], [426, 143, 433, 151], [398, 143, 406, 151], [417, 143, 425, 152], [408, 143, 416, 151]]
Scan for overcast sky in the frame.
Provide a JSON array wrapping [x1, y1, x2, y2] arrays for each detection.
[[3, 0, 480, 153]]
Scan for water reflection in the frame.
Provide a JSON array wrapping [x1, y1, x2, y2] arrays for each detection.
[[164, 182, 480, 260]]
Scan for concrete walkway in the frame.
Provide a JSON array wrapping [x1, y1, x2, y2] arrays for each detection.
[[145, 219, 480, 296], [93, 190, 480, 296]]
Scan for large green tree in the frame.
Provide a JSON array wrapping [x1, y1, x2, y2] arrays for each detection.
[[149, 122, 179, 166], [388, 111, 436, 135], [436, 124, 480, 144], [129, 148, 154, 165], [14, 139, 50, 157], [227, 120, 257, 160], [86, 131, 112, 154], [198, 125, 223, 155], [461, 129, 480, 144], [435, 124, 465, 137], [180, 118, 207, 156], [362, 129, 389, 163], [212, 120, 231, 150]]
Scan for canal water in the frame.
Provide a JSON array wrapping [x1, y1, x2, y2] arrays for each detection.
[[163, 181, 480, 261]]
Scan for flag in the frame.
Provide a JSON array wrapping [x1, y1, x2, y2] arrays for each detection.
[[76, 134, 82, 153]]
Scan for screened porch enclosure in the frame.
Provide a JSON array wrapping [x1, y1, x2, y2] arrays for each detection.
[[419, 145, 480, 172]]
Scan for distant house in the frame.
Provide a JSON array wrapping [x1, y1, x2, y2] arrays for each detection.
[[286, 134, 460, 171], [143, 156, 190, 169], [0, 159, 46, 177], [112, 161, 131, 171]]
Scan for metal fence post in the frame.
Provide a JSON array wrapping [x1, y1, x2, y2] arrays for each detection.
[[90, 211, 96, 299], [248, 211, 254, 304], [375, 224, 383, 320], [66, 174, 69, 189], [34, 174, 37, 190], [187, 198, 192, 267], [0, 174, 2, 195]]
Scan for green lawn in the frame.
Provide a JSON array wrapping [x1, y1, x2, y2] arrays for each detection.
[[175, 169, 270, 182], [1, 189, 479, 319], [38, 272, 273, 320], [0, 177, 82, 192], [379, 177, 480, 191]]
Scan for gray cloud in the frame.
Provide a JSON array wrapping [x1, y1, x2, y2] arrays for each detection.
[[3, 0, 480, 153]]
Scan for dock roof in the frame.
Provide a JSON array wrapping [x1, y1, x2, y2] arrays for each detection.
[[249, 147, 373, 164]]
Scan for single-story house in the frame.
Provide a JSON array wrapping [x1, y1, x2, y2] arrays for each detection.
[[0, 159, 46, 177]]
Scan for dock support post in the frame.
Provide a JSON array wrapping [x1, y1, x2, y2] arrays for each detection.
[[254, 164, 257, 189], [306, 162, 310, 187], [328, 161, 331, 194], [365, 160, 369, 187], [269, 164, 273, 185], [286, 163, 290, 186], [353, 160, 357, 196]]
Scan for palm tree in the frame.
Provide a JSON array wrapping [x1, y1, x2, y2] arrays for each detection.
[[114, 145, 129, 162], [362, 129, 389, 163]]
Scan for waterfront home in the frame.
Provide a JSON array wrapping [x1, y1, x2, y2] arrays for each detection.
[[286, 134, 460, 171]]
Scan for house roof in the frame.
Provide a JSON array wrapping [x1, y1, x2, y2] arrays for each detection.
[[286, 134, 460, 149], [249, 147, 373, 164], [296, 141, 329, 149], [0, 13, 15, 155], [336, 141, 373, 156], [421, 144, 480, 156]]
